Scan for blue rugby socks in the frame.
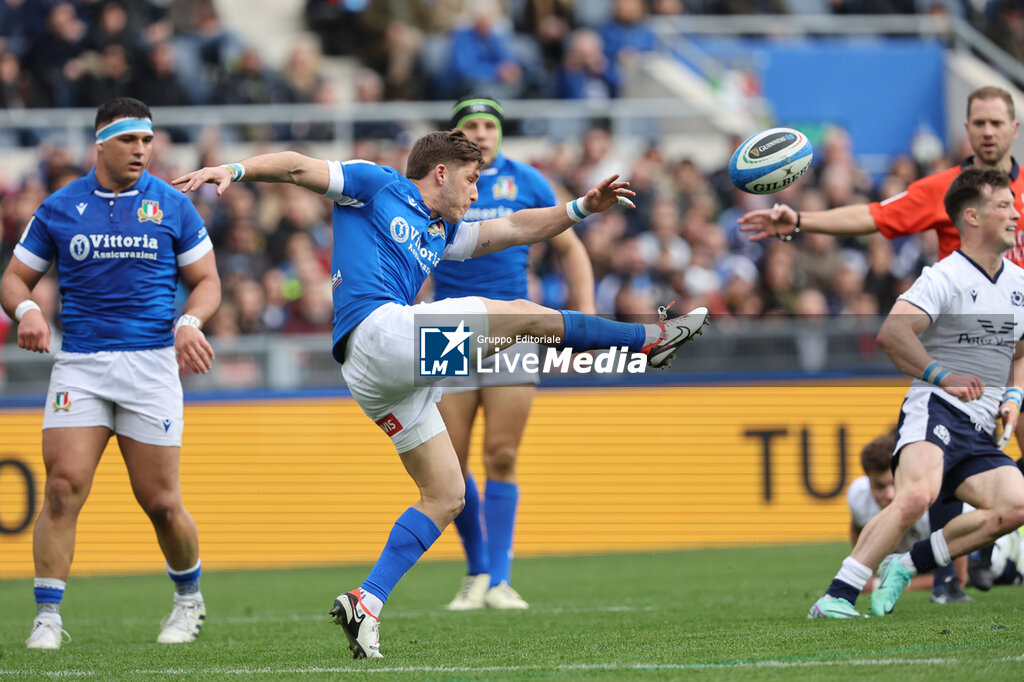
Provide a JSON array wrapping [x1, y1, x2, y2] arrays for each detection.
[[453, 473, 488, 576], [167, 559, 203, 601], [362, 508, 442, 613], [484, 480, 519, 587], [558, 310, 646, 351]]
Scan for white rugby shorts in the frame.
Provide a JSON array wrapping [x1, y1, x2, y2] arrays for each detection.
[[341, 297, 489, 452], [442, 341, 541, 394], [42, 347, 184, 447]]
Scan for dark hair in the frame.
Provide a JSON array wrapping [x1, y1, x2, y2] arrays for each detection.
[[967, 85, 1015, 121], [944, 167, 1012, 230], [405, 129, 483, 180], [860, 433, 896, 475], [450, 95, 504, 131], [95, 97, 152, 130]]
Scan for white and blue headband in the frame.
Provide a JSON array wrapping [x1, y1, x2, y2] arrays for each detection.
[[95, 117, 153, 143]]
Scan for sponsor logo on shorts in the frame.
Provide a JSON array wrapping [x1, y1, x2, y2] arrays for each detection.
[[419, 320, 472, 377], [53, 392, 72, 412], [376, 413, 403, 436], [162, 419, 173, 432], [933, 424, 951, 446]]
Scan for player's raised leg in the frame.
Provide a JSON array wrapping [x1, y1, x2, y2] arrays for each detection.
[[438, 390, 491, 610], [119, 435, 205, 643], [479, 298, 708, 366], [332, 424, 464, 658]]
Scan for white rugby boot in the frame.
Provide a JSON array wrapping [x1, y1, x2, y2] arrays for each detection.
[[484, 583, 529, 610], [26, 615, 71, 650], [642, 303, 710, 368], [157, 597, 206, 643], [330, 589, 383, 659], [446, 573, 490, 611]]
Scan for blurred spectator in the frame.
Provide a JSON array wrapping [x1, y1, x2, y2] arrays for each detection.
[[77, 43, 134, 107], [85, 1, 139, 59], [554, 28, 614, 100], [599, 0, 657, 95], [513, 0, 575, 72], [986, 0, 1024, 66], [0, 51, 28, 110], [445, 0, 524, 99], [356, 0, 436, 99], [133, 41, 193, 109], [281, 38, 324, 103], [24, 2, 86, 108]]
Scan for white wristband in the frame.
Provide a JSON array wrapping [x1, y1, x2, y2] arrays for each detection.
[[221, 163, 245, 182], [174, 314, 202, 333], [14, 300, 41, 322], [566, 197, 591, 223]]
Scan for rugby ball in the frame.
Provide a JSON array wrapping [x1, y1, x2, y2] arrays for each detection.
[[729, 127, 813, 195]]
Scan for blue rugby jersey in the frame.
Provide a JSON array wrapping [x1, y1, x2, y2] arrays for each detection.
[[323, 161, 473, 362], [432, 154, 557, 301], [14, 169, 212, 352]]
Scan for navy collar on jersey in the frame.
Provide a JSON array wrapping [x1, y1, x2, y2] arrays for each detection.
[[955, 248, 1005, 284], [83, 167, 152, 197], [959, 156, 1020, 180]]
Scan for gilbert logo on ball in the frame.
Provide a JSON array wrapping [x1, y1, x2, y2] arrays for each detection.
[[729, 127, 813, 195]]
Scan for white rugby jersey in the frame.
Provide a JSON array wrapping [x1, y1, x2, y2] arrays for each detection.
[[847, 476, 930, 552], [898, 250, 1024, 432]]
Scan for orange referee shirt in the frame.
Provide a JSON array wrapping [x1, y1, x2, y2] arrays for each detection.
[[868, 157, 1024, 265]]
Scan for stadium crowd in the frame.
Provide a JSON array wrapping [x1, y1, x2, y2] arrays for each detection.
[[0, 115, 956, 344], [0, 0, 1010, 344], [1, 0, 1022, 113]]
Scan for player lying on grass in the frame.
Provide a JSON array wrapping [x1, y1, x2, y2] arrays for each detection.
[[173, 129, 709, 657], [809, 167, 1024, 618]]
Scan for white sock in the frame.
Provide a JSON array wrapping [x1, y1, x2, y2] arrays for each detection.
[[835, 556, 873, 591], [359, 589, 383, 618], [174, 590, 204, 604], [930, 529, 952, 567], [898, 552, 919, 575]]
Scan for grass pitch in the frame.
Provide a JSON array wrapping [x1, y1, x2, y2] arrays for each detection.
[[1, 543, 1023, 680]]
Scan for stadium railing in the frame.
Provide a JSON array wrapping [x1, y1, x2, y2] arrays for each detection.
[[0, 316, 893, 398]]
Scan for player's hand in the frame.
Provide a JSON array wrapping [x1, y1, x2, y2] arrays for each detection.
[[16, 308, 50, 354], [172, 166, 232, 196], [738, 203, 798, 241], [581, 174, 636, 214], [940, 372, 985, 402], [994, 400, 1020, 449], [175, 326, 215, 374]]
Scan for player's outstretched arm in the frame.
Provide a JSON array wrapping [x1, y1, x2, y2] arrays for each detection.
[[175, 251, 220, 374], [472, 174, 634, 257], [0, 257, 50, 353], [172, 151, 331, 196], [876, 300, 985, 402], [738, 203, 878, 241]]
